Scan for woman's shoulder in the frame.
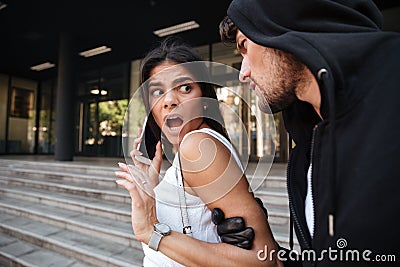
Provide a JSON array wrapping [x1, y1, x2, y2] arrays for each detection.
[[180, 128, 228, 162], [178, 128, 245, 203]]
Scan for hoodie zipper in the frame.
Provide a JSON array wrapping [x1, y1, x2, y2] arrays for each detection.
[[287, 151, 312, 250], [287, 124, 320, 252], [309, 125, 319, 241]]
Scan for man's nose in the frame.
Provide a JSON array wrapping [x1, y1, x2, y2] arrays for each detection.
[[239, 58, 250, 82], [163, 89, 178, 108]]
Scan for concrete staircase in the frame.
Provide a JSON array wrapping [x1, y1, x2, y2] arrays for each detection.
[[0, 159, 143, 267], [0, 157, 298, 267]]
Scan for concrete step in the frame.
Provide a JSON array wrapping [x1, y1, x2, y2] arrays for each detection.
[[0, 175, 130, 204], [0, 159, 118, 177], [263, 205, 290, 227], [254, 187, 290, 207], [249, 175, 286, 190], [0, 195, 141, 250], [0, 211, 143, 267], [0, 231, 90, 267], [0, 184, 131, 223], [0, 166, 118, 189], [0, 159, 169, 178]]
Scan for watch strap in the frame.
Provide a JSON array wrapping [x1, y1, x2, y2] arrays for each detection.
[[148, 231, 163, 251]]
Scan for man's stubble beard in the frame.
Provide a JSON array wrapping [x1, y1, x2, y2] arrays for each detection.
[[256, 48, 306, 114]]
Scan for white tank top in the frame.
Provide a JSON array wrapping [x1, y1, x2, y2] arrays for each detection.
[[142, 128, 244, 267]]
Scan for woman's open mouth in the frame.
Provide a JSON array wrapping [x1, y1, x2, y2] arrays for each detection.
[[166, 116, 184, 132]]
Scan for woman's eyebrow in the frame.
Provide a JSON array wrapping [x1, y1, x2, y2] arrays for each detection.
[[148, 76, 194, 88], [172, 76, 194, 86], [148, 80, 162, 87]]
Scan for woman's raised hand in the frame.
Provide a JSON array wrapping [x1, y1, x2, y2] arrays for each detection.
[[118, 128, 163, 194], [114, 128, 163, 243]]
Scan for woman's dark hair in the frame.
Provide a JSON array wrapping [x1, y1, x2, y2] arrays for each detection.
[[139, 36, 230, 158]]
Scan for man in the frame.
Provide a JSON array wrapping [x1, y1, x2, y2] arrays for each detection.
[[214, 0, 400, 266]]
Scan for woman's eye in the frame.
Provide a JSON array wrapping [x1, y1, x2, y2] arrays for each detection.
[[151, 89, 164, 97], [179, 85, 191, 93]]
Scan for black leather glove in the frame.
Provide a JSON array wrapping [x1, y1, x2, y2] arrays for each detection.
[[212, 208, 255, 249], [212, 197, 268, 250]]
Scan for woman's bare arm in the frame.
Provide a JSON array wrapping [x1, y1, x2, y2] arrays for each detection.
[[116, 131, 282, 266], [154, 132, 282, 266]]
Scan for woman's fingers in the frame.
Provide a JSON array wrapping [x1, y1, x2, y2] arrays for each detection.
[[118, 162, 128, 172], [117, 161, 157, 197], [116, 178, 157, 243], [118, 162, 147, 184], [115, 170, 135, 184], [115, 170, 147, 201], [128, 165, 157, 197], [115, 150, 158, 244], [127, 165, 149, 187], [116, 179, 137, 192], [115, 166, 146, 190], [115, 179, 146, 208]]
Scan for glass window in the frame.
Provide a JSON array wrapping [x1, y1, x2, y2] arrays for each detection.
[[8, 77, 38, 153]]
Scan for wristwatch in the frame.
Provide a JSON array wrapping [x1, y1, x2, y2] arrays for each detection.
[[148, 223, 171, 251]]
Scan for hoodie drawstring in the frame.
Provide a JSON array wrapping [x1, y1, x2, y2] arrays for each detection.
[[318, 68, 336, 237]]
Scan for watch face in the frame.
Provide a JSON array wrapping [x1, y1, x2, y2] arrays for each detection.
[[155, 223, 171, 234]]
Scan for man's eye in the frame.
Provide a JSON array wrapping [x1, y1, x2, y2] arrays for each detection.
[[179, 85, 191, 93]]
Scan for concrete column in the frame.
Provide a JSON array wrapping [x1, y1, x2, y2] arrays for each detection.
[[55, 33, 76, 161]]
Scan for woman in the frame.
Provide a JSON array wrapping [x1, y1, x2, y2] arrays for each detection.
[[115, 37, 281, 267]]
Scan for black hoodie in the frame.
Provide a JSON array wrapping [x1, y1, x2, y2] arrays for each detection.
[[227, 0, 400, 266]]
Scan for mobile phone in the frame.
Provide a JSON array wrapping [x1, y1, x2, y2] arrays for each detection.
[[135, 116, 157, 165]]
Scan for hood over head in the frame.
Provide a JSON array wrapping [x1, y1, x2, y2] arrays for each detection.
[[227, 0, 383, 39], [227, 0, 384, 120]]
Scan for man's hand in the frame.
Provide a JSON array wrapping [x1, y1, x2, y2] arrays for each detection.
[[212, 208, 255, 249], [212, 197, 268, 250]]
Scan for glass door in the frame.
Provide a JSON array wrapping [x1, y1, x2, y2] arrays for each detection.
[[78, 99, 128, 157]]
